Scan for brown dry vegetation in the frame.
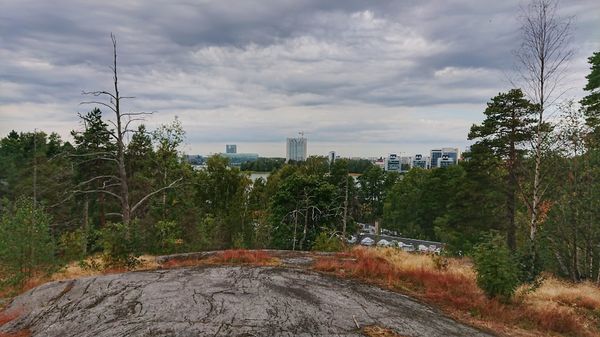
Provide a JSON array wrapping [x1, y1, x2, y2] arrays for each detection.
[[0, 331, 32, 337], [362, 325, 410, 337], [0, 308, 30, 337], [314, 247, 600, 337], [2, 248, 599, 337], [161, 249, 279, 269]]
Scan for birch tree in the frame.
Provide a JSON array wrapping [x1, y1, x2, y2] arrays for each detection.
[[514, 0, 573, 245]]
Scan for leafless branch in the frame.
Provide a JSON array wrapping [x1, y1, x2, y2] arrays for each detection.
[[130, 177, 184, 215], [72, 189, 123, 201], [80, 101, 117, 114]]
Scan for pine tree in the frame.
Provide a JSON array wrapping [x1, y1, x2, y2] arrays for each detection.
[[469, 89, 537, 250]]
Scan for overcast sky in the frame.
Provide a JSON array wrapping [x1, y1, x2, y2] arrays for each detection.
[[1, 0, 598, 158]]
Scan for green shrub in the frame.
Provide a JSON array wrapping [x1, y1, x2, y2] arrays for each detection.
[[312, 232, 344, 252], [155, 220, 182, 254], [58, 229, 87, 262], [473, 234, 520, 302], [0, 197, 57, 288], [100, 222, 141, 269]]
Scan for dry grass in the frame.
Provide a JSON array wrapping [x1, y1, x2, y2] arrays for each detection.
[[0, 309, 21, 327], [362, 325, 409, 337], [314, 246, 600, 337], [0, 330, 32, 337], [207, 249, 278, 265], [162, 250, 279, 269], [0, 307, 30, 337]]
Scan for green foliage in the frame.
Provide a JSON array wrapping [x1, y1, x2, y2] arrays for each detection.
[[469, 89, 536, 251], [345, 158, 374, 174], [154, 220, 182, 254], [581, 51, 600, 138], [0, 198, 57, 288], [58, 229, 87, 262], [240, 157, 285, 172], [473, 234, 520, 301], [100, 222, 141, 269], [312, 232, 344, 252]]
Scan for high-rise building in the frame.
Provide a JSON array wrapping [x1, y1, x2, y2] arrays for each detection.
[[328, 151, 336, 164], [438, 154, 455, 168], [442, 147, 459, 165], [412, 154, 427, 169], [430, 149, 443, 169], [226, 144, 237, 154], [430, 148, 460, 168], [286, 137, 307, 162], [385, 153, 400, 172]]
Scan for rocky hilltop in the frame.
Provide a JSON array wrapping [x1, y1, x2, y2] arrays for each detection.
[[0, 265, 492, 337]]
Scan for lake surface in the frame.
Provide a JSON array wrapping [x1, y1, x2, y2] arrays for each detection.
[[248, 172, 271, 182]]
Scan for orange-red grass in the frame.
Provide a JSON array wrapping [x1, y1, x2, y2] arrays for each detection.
[[160, 250, 279, 269], [314, 247, 596, 337], [0, 330, 31, 337], [0, 308, 30, 337], [0, 309, 21, 327], [208, 249, 277, 265]]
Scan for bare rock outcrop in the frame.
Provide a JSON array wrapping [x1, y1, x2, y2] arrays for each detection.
[[1, 266, 493, 337]]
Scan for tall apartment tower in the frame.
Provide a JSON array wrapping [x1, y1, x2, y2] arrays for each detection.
[[286, 137, 307, 162], [430, 147, 460, 168], [225, 144, 237, 154], [430, 149, 443, 168], [442, 147, 459, 164]]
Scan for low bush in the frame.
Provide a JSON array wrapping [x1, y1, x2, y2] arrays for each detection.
[[100, 222, 141, 269], [472, 234, 520, 302], [312, 232, 345, 252], [0, 198, 57, 290]]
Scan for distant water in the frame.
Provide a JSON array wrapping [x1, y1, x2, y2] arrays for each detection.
[[248, 172, 271, 182]]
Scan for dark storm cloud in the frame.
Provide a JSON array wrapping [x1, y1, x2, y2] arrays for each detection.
[[0, 0, 598, 156]]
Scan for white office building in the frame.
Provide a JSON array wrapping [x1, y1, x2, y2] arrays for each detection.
[[385, 154, 401, 172], [412, 154, 428, 169], [286, 137, 307, 162], [430, 147, 460, 168]]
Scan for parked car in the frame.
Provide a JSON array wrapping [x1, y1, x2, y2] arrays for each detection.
[[377, 239, 391, 247], [360, 237, 375, 246]]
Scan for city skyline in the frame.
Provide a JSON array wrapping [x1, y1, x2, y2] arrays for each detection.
[[1, 1, 599, 156], [185, 139, 462, 159]]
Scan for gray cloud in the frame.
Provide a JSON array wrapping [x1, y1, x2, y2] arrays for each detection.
[[0, 0, 598, 157]]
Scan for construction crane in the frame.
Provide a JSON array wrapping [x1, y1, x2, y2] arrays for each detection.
[[298, 131, 311, 138]]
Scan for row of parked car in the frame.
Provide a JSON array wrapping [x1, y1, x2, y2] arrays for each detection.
[[349, 236, 442, 254]]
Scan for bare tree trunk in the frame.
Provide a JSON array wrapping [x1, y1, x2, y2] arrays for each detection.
[[342, 176, 349, 238], [300, 208, 309, 251], [530, 131, 542, 242], [507, 134, 517, 251], [83, 195, 89, 256], [111, 35, 131, 225], [292, 210, 298, 251]]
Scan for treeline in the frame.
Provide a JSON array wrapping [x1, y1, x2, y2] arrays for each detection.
[[0, 124, 405, 286], [240, 157, 285, 172]]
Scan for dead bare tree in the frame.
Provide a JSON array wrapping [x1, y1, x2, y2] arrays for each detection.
[[78, 33, 182, 225], [514, 0, 573, 245]]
